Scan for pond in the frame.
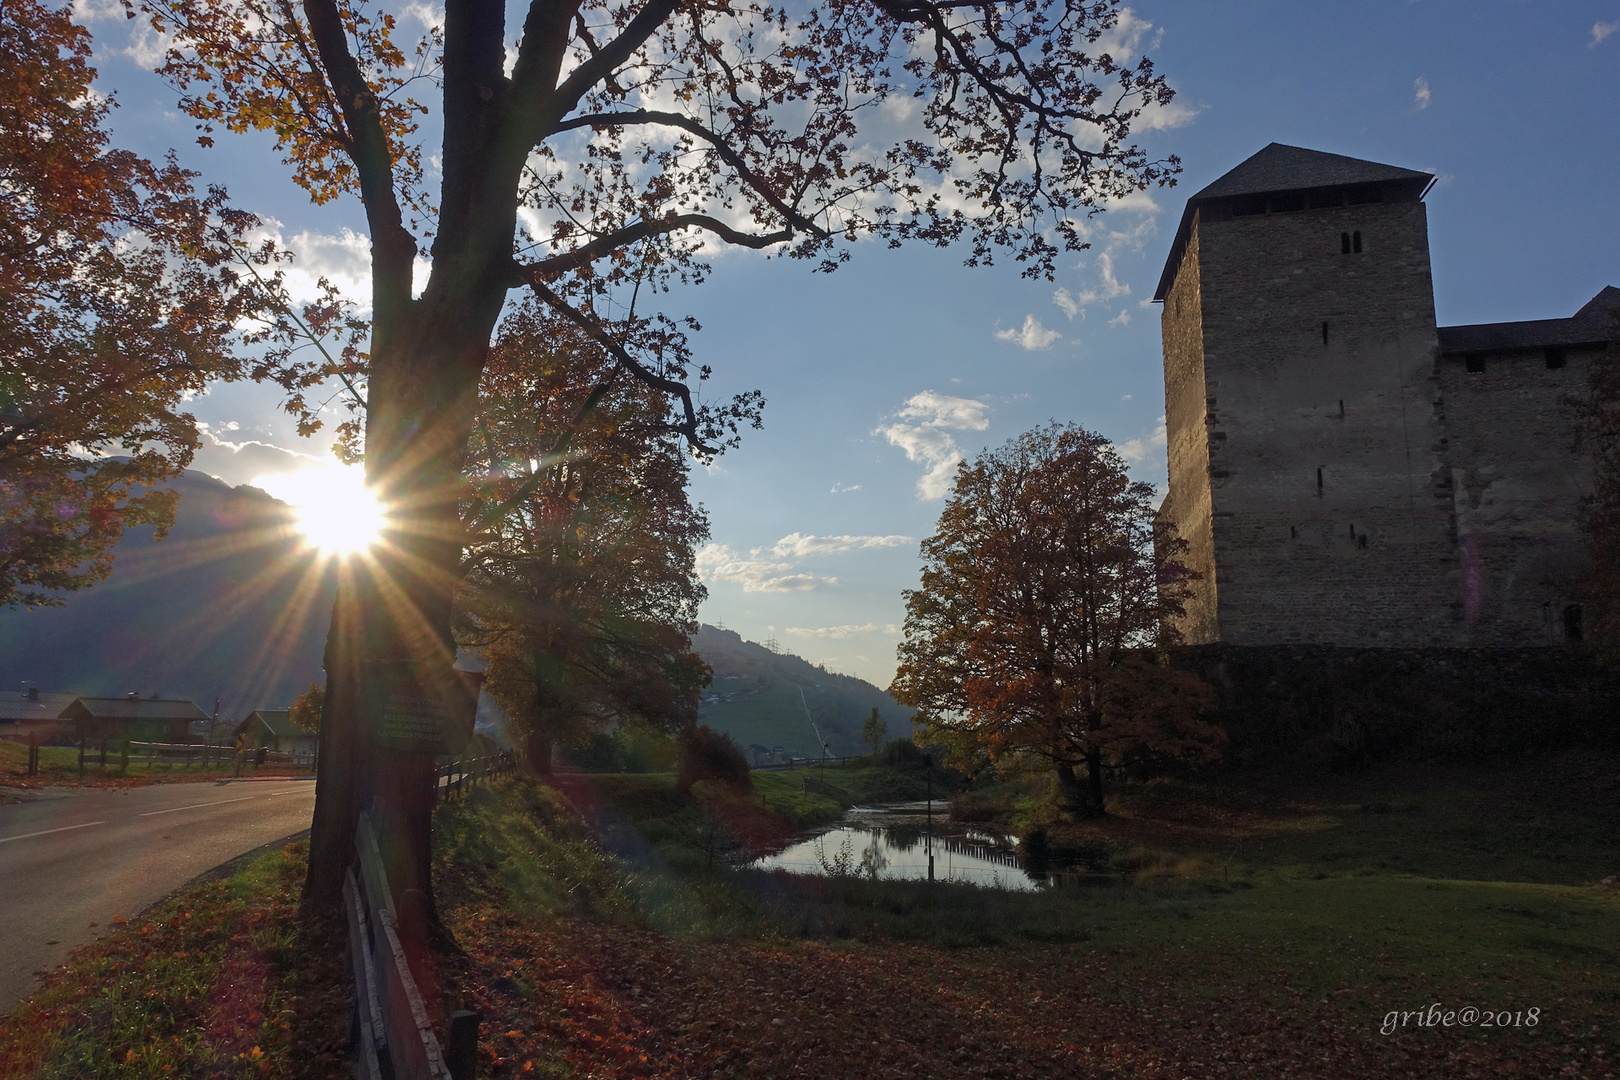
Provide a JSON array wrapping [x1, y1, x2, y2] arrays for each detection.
[[748, 801, 1043, 891]]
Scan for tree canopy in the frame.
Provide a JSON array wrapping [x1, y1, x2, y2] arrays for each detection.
[[890, 423, 1220, 816], [125, 0, 1182, 907], [458, 302, 711, 773], [0, 0, 270, 607]]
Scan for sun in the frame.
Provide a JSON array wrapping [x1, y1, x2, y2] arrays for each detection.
[[254, 464, 387, 557]]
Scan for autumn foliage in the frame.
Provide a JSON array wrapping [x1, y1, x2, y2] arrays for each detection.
[[0, 0, 270, 607], [892, 423, 1221, 816], [458, 305, 711, 775]]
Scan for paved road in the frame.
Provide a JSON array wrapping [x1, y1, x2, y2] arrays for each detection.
[[0, 778, 317, 1014]]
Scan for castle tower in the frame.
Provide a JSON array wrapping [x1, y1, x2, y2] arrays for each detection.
[[1155, 144, 1460, 646]]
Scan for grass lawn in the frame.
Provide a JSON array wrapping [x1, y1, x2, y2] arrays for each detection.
[[5, 752, 1614, 1077], [0, 840, 348, 1080], [431, 753, 1620, 1079]]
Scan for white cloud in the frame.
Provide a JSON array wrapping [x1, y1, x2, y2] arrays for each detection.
[[1053, 250, 1133, 321], [1108, 308, 1132, 327], [695, 544, 837, 593], [877, 391, 992, 500], [995, 314, 1061, 350], [771, 533, 913, 558], [192, 427, 325, 487], [1114, 416, 1168, 464], [1413, 77, 1432, 110], [829, 482, 861, 494], [403, 1, 444, 30], [895, 391, 989, 431], [1593, 21, 1618, 46], [784, 624, 878, 639]]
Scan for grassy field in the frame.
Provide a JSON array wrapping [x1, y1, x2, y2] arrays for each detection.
[[0, 840, 348, 1080], [429, 751, 1619, 1077], [5, 751, 1615, 1078]]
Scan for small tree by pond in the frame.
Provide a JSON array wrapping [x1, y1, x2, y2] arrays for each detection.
[[890, 423, 1222, 818]]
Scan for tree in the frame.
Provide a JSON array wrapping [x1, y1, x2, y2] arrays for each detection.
[[0, 0, 272, 608], [289, 682, 325, 732], [458, 302, 711, 777], [890, 423, 1220, 817], [134, 0, 1180, 908], [862, 706, 887, 755]]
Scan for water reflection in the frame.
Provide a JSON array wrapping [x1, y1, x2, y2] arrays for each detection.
[[749, 802, 1041, 891]]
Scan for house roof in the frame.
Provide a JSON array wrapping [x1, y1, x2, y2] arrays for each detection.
[[0, 692, 79, 723], [1437, 286, 1620, 355], [239, 709, 314, 740], [1154, 144, 1436, 301], [59, 697, 210, 723]]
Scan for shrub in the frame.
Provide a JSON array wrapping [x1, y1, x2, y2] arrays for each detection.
[[675, 725, 752, 795]]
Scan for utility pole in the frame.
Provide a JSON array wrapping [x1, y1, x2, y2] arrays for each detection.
[[926, 752, 934, 881]]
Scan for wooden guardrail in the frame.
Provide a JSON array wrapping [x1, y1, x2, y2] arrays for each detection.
[[346, 811, 477, 1080], [432, 751, 516, 803], [347, 750, 513, 1078]]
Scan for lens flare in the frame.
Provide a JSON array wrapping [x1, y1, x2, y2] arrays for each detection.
[[253, 465, 386, 557]]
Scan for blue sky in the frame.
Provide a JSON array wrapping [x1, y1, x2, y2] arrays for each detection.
[[77, 1, 1619, 686]]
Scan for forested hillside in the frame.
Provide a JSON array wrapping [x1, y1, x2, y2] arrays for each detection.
[[692, 625, 913, 758], [0, 472, 334, 719]]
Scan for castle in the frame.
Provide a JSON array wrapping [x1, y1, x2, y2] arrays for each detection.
[[1156, 143, 1618, 651]]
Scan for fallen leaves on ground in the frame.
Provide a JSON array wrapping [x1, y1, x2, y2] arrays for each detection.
[[452, 910, 1613, 1080]]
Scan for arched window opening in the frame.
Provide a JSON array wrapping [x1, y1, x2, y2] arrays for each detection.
[[1340, 232, 1351, 254], [1545, 348, 1567, 370], [1563, 604, 1584, 643], [1322, 321, 1330, 346], [1352, 230, 1363, 253]]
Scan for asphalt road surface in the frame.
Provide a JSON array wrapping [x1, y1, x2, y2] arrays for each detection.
[[0, 778, 317, 1014]]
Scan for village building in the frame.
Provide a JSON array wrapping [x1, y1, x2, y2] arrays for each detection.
[[57, 694, 211, 745], [234, 709, 319, 764]]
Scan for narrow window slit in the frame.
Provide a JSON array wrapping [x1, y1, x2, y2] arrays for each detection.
[[1321, 321, 1329, 346], [1316, 467, 1324, 495], [1340, 232, 1351, 254], [1352, 231, 1363, 253]]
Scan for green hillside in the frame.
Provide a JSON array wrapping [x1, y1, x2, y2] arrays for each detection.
[[693, 625, 914, 758]]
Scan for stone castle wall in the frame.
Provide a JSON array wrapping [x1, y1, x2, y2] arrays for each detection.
[[1439, 344, 1599, 644], [1165, 199, 1464, 646], [1160, 229, 1219, 643]]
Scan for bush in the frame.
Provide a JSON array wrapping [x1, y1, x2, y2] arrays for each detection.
[[675, 725, 752, 795]]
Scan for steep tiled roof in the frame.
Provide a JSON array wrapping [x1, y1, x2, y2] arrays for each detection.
[[1154, 143, 1436, 301], [1438, 287, 1620, 355]]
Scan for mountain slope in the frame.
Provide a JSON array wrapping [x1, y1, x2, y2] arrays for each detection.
[[692, 625, 912, 757], [0, 471, 335, 720]]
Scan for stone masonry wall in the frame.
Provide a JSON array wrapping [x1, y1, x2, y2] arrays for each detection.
[[1192, 200, 1462, 646], [1439, 344, 1598, 644], [1160, 229, 1219, 643]]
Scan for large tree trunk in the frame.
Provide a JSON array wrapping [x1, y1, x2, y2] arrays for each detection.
[[1053, 756, 1108, 820], [301, 322, 494, 917], [1084, 747, 1107, 818]]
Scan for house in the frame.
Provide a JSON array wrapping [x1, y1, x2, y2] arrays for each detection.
[[235, 709, 319, 764], [58, 694, 210, 745], [0, 689, 79, 740]]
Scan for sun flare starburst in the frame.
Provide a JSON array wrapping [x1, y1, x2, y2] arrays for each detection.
[[254, 465, 387, 557]]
